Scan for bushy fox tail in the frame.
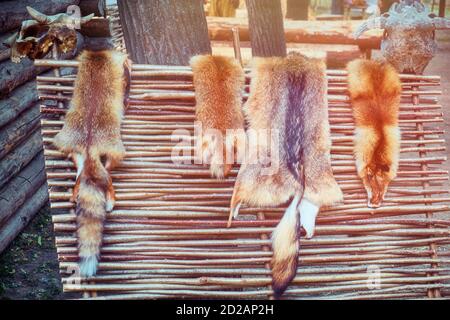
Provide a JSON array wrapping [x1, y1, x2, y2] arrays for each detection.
[[75, 153, 112, 277], [270, 195, 301, 297]]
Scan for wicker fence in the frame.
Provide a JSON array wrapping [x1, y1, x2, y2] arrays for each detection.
[[36, 60, 450, 299]]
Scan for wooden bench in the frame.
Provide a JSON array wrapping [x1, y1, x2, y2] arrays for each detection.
[[36, 59, 450, 299]]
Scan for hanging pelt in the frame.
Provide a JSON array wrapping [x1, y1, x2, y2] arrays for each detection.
[[53, 50, 132, 277], [228, 52, 342, 297], [347, 59, 401, 208], [190, 55, 245, 179]]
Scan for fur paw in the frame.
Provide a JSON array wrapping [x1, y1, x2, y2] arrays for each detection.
[[299, 198, 319, 239], [105, 199, 115, 212]]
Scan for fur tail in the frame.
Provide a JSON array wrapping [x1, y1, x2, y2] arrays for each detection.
[[76, 153, 111, 277], [271, 195, 301, 297]]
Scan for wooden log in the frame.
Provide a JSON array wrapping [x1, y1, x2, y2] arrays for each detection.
[[0, 129, 43, 189], [0, 103, 41, 160], [207, 17, 382, 50], [79, 0, 106, 17], [0, 0, 80, 33], [0, 183, 48, 253], [0, 58, 44, 98], [82, 36, 114, 51], [0, 80, 38, 128], [80, 17, 111, 37], [0, 48, 10, 63], [0, 153, 46, 226], [439, 0, 446, 17], [206, 41, 360, 68], [0, 30, 17, 63]]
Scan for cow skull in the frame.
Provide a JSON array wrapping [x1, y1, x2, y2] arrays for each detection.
[[3, 6, 94, 63], [354, 1, 450, 74]]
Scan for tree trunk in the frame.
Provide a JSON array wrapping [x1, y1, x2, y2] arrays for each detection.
[[117, 0, 211, 65], [331, 0, 344, 14], [439, 0, 446, 17], [245, 0, 286, 57], [286, 0, 309, 20]]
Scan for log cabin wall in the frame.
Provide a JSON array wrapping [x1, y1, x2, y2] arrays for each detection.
[[0, 0, 108, 253]]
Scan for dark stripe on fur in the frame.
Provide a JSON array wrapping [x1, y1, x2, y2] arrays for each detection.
[[285, 71, 306, 181], [123, 60, 131, 108]]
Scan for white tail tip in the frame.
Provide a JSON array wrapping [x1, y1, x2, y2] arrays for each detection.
[[299, 198, 320, 239], [79, 256, 98, 277]]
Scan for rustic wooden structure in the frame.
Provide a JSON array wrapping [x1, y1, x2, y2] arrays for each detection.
[[207, 17, 381, 57], [36, 58, 450, 299], [107, 2, 381, 66], [0, 0, 108, 254]]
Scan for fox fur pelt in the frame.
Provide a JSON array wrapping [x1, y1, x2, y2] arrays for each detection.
[[228, 52, 343, 297], [190, 55, 245, 178], [53, 49, 131, 277], [347, 59, 401, 208]]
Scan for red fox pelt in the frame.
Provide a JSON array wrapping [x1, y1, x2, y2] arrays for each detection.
[[347, 59, 401, 208], [190, 55, 245, 179], [228, 53, 343, 297], [53, 50, 131, 277]]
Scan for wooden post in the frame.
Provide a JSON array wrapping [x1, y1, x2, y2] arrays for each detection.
[[331, 0, 344, 15], [439, 0, 446, 17], [231, 27, 243, 66], [245, 0, 287, 57], [286, 0, 309, 20], [117, 0, 211, 65]]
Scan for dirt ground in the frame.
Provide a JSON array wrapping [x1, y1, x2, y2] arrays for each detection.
[[0, 205, 65, 299], [1, 31, 449, 301]]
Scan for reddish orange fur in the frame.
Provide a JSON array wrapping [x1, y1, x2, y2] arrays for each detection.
[[53, 50, 131, 276], [190, 55, 245, 178], [347, 59, 401, 208]]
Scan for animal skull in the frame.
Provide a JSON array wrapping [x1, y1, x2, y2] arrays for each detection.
[[354, 1, 450, 74], [3, 6, 94, 63]]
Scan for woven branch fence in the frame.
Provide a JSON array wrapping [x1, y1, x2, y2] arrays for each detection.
[[35, 59, 450, 299]]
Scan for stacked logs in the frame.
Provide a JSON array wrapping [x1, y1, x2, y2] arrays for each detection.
[[0, 0, 109, 254], [36, 60, 450, 299]]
